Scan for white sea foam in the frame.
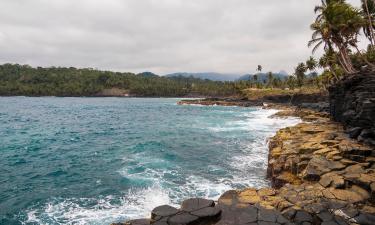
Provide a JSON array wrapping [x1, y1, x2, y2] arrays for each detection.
[[25, 186, 171, 225]]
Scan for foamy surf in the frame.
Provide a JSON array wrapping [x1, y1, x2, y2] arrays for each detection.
[[25, 186, 171, 225]]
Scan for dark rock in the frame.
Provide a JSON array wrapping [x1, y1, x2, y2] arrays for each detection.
[[151, 205, 179, 220], [317, 211, 334, 222], [321, 221, 339, 225], [180, 198, 215, 212], [123, 219, 150, 225], [258, 208, 278, 222], [168, 213, 199, 225], [190, 206, 221, 219], [294, 211, 313, 223], [329, 72, 375, 145], [346, 127, 363, 139], [258, 222, 280, 225]]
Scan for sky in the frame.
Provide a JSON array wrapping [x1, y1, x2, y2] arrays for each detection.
[[0, 0, 362, 76]]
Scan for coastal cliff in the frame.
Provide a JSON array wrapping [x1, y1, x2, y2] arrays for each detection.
[[329, 72, 375, 146]]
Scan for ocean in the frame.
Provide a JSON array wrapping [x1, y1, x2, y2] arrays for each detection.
[[0, 97, 300, 225]]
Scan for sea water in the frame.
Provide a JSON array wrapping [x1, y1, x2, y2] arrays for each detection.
[[0, 97, 301, 225]]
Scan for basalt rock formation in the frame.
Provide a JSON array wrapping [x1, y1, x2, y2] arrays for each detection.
[[329, 72, 375, 146]]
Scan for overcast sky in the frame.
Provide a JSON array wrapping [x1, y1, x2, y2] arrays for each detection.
[[0, 0, 362, 75]]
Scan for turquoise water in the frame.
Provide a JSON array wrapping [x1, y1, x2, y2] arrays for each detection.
[[0, 97, 300, 225]]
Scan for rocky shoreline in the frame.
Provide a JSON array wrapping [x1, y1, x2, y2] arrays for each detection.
[[112, 101, 374, 225]]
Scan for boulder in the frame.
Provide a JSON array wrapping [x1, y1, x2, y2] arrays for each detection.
[[181, 198, 215, 212], [151, 205, 179, 220]]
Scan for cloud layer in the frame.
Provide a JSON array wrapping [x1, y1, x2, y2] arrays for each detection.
[[0, 0, 362, 75]]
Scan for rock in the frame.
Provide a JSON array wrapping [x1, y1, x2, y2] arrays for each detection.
[[328, 188, 369, 203], [151, 205, 179, 220], [190, 206, 221, 219], [303, 157, 345, 181], [168, 213, 199, 225], [294, 210, 313, 223], [258, 188, 276, 197], [121, 219, 150, 225], [319, 173, 345, 188], [237, 207, 258, 223], [180, 198, 215, 212], [258, 208, 278, 222], [317, 211, 334, 222], [218, 190, 237, 206], [346, 127, 363, 139]]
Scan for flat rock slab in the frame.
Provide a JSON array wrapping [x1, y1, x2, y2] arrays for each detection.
[[151, 205, 179, 219], [190, 206, 221, 218], [168, 213, 199, 225], [181, 198, 215, 212]]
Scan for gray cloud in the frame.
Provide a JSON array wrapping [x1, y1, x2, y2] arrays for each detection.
[[0, 0, 363, 75]]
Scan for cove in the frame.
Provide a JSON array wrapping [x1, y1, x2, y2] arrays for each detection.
[[0, 97, 300, 225]]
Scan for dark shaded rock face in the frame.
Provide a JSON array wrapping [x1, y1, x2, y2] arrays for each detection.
[[329, 72, 375, 145]]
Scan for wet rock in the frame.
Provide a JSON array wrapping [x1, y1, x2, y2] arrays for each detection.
[[180, 198, 215, 212], [151, 205, 179, 220]]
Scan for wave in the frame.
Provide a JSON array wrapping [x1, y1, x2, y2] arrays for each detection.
[[25, 186, 171, 225]]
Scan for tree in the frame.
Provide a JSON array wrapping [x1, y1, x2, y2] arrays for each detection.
[[253, 74, 258, 83], [267, 72, 274, 88], [306, 56, 318, 72], [294, 63, 307, 87], [256, 65, 262, 73], [309, 0, 364, 74], [361, 0, 375, 46]]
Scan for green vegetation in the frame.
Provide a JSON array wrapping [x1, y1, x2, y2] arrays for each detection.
[[0, 64, 240, 97], [304, 0, 375, 88]]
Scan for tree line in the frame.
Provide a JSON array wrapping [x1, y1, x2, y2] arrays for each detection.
[[0, 64, 240, 97]]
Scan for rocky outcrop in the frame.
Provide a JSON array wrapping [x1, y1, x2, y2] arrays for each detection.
[[329, 72, 375, 145], [178, 93, 328, 112]]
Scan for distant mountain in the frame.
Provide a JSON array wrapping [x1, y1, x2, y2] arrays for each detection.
[[238, 72, 289, 82], [165, 72, 238, 81], [137, 72, 159, 77]]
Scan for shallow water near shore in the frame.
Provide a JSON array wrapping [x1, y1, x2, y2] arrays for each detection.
[[0, 97, 301, 225]]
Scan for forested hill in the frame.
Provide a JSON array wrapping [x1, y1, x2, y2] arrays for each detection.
[[0, 64, 241, 97]]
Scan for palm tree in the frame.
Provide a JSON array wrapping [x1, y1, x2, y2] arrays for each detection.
[[306, 56, 318, 72], [361, 0, 375, 46], [309, 0, 364, 74], [295, 63, 307, 87]]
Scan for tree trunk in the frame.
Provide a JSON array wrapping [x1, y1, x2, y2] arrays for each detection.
[[354, 45, 375, 68], [339, 45, 357, 74], [364, 0, 375, 46]]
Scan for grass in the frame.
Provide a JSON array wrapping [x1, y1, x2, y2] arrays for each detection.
[[242, 87, 324, 100]]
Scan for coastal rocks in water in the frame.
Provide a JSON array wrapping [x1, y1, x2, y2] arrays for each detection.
[[113, 198, 221, 225]]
